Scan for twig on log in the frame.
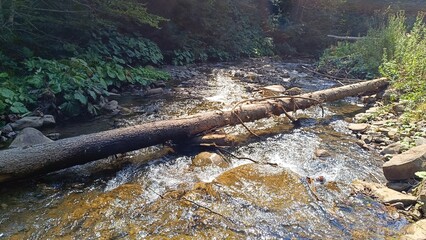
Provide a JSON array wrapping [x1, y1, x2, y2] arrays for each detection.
[[231, 110, 262, 139]]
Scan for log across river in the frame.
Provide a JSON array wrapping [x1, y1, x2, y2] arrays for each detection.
[[0, 78, 388, 183]]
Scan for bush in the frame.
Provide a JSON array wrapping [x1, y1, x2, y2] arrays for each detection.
[[380, 13, 426, 119], [319, 11, 426, 120], [88, 31, 164, 66], [23, 57, 170, 117], [318, 12, 406, 79]]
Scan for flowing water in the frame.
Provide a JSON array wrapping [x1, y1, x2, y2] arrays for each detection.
[[0, 58, 407, 239]]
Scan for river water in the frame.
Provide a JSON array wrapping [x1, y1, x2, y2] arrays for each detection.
[[0, 58, 407, 239]]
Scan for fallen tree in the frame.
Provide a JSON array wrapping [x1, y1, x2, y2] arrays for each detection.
[[0, 78, 388, 183]]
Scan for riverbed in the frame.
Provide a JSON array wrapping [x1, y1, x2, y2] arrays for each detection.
[[0, 58, 407, 239]]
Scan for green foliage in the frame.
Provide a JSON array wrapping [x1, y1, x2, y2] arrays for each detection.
[[172, 49, 195, 66], [380, 13, 426, 120], [318, 12, 406, 79], [415, 171, 426, 179], [147, 0, 275, 62], [320, 11, 426, 120], [88, 31, 164, 66], [22, 56, 170, 117], [0, 0, 166, 59], [0, 72, 33, 115]]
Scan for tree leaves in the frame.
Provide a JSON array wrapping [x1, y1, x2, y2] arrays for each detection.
[[74, 92, 88, 105]]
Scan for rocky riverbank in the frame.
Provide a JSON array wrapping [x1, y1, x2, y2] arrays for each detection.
[[347, 91, 426, 239]]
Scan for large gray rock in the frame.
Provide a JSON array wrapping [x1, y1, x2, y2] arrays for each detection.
[[383, 145, 426, 181], [9, 115, 56, 131], [9, 127, 53, 148]]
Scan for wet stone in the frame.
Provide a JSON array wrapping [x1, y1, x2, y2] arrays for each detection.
[[192, 152, 229, 168], [214, 164, 311, 210], [314, 149, 331, 158]]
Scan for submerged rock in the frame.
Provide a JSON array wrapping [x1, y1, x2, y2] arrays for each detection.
[[191, 152, 229, 168], [213, 164, 310, 210], [383, 144, 426, 181], [314, 149, 331, 158], [9, 127, 53, 148]]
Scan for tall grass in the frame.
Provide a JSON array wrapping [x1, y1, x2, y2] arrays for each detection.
[[319, 11, 426, 119], [380, 13, 426, 119], [318, 12, 406, 79]]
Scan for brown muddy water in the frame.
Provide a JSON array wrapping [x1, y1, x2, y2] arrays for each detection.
[[0, 58, 407, 239]]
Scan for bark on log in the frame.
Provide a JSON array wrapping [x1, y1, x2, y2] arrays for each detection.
[[0, 78, 389, 183]]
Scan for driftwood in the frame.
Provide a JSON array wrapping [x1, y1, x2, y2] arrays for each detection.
[[327, 34, 365, 41], [0, 78, 389, 183]]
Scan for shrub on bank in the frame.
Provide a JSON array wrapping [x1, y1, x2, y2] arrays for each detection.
[[318, 12, 426, 120]]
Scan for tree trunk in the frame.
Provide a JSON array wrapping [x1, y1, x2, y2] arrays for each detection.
[[0, 0, 4, 26], [0, 78, 388, 183], [327, 35, 365, 41]]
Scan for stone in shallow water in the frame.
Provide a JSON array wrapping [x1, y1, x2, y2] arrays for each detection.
[[315, 149, 331, 158], [213, 163, 311, 210], [191, 152, 229, 168], [9, 127, 53, 148]]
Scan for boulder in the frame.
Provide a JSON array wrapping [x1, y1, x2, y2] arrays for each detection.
[[348, 123, 369, 132], [8, 115, 56, 131], [9, 127, 53, 148], [383, 145, 426, 181], [10, 117, 43, 130], [352, 180, 417, 207], [400, 219, 426, 240], [191, 152, 229, 168]]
